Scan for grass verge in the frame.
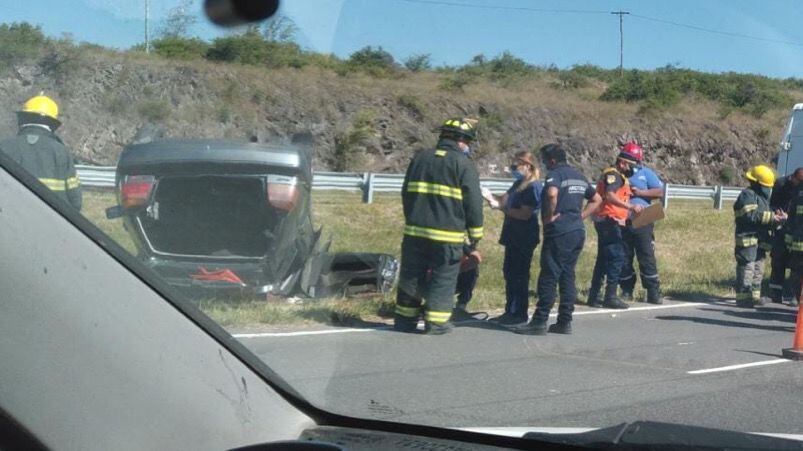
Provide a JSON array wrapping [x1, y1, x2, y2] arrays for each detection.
[[82, 190, 737, 328]]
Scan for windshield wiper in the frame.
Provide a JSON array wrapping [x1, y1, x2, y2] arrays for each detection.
[[523, 421, 803, 450]]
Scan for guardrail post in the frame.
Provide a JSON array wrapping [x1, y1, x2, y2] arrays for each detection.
[[662, 184, 670, 210], [713, 185, 723, 210], [362, 172, 374, 204]]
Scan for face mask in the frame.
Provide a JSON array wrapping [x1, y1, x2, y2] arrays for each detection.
[[622, 165, 635, 177], [462, 145, 471, 156], [760, 186, 772, 198], [511, 170, 524, 181]]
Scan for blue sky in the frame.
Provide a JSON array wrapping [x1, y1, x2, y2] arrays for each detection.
[[3, 0, 803, 78]]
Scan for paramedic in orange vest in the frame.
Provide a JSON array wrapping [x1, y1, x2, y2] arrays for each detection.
[[586, 150, 643, 309]]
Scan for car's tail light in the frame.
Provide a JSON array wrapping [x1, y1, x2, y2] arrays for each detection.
[[267, 175, 299, 211], [120, 175, 156, 209]]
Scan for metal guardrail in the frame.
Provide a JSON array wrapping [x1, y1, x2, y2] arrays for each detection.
[[76, 165, 742, 209], [662, 184, 741, 210]]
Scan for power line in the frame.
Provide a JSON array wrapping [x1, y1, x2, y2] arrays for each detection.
[[399, 0, 803, 48], [400, 0, 609, 15], [629, 13, 803, 47]]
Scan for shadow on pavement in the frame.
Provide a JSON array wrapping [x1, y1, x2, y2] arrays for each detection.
[[664, 291, 734, 303], [655, 315, 795, 333], [718, 309, 797, 323], [734, 349, 786, 359]]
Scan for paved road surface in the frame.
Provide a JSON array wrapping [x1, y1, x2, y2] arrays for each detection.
[[237, 299, 803, 435]]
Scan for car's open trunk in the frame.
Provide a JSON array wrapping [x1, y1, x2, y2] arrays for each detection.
[[139, 175, 275, 258]]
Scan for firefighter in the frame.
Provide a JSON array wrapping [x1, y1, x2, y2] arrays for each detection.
[[768, 168, 803, 304], [785, 172, 803, 306], [393, 118, 484, 335], [733, 165, 786, 308], [0, 93, 82, 210], [617, 142, 665, 304], [514, 143, 602, 335], [586, 149, 644, 310]]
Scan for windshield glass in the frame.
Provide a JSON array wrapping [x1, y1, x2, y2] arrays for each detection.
[[3, 0, 803, 439]]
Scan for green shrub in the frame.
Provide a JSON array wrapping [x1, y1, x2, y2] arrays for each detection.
[[487, 51, 531, 79], [346, 46, 398, 76], [552, 70, 589, 90], [333, 110, 373, 171], [39, 38, 82, 81], [456, 51, 534, 81], [600, 67, 790, 117], [206, 29, 307, 69], [570, 64, 617, 82], [0, 22, 46, 68], [404, 53, 431, 72], [152, 37, 209, 60], [206, 30, 269, 65]]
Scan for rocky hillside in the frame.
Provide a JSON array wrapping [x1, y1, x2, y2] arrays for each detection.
[[0, 47, 797, 185]]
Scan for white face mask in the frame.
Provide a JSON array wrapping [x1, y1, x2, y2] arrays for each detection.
[[459, 142, 471, 156]]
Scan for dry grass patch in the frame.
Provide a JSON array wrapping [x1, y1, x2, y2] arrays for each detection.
[[82, 190, 738, 328]]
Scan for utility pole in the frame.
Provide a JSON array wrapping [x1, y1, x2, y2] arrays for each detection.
[[145, 0, 150, 53], [610, 10, 629, 77]]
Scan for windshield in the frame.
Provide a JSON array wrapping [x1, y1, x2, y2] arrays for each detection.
[[3, 0, 803, 440]]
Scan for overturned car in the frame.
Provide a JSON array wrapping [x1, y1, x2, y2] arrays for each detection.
[[106, 136, 397, 299]]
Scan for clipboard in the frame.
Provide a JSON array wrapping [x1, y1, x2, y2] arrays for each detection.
[[631, 203, 665, 229]]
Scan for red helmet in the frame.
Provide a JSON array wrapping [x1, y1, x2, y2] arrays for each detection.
[[620, 141, 644, 163]]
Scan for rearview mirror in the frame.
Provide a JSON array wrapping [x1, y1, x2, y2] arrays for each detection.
[[205, 0, 280, 26]]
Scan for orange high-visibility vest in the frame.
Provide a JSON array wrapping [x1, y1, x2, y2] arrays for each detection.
[[595, 167, 632, 222]]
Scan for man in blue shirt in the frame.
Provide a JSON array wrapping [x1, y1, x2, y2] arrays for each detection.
[[514, 143, 602, 335], [617, 142, 665, 304]]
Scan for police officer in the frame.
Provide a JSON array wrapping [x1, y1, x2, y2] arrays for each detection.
[[394, 118, 484, 335], [768, 168, 803, 304], [617, 142, 664, 304], [784, 170, 803, 306], [587, 149, 643, 310], [514, 143, 602, 335], [733, 165, 785, 308], [0, 93, 82, 210]]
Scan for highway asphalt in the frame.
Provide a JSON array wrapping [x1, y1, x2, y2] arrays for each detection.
[[237, 299, 803, 435]]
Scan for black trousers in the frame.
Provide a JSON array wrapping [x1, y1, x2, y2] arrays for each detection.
[[769, 229, 795, 299], [503, 244, 536, 320], [395, 236, 462, 326], [456, 266, 479, 308], [619, 222, 660, 293], [589, 219, 626, 299], [534, 229, 585, 324]]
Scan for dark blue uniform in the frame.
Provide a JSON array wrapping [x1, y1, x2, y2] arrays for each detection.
[[499, 179, 542, 322], [769, 175, 799, 301], [533, 164, 596, 325], [620, 165, 663, 301]]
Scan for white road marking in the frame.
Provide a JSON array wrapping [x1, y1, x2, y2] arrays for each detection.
[[233, 327, 389, 338], [687, 358, 790, 375], [233, 302, 705, 338], [570, 302, 705, 316]]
